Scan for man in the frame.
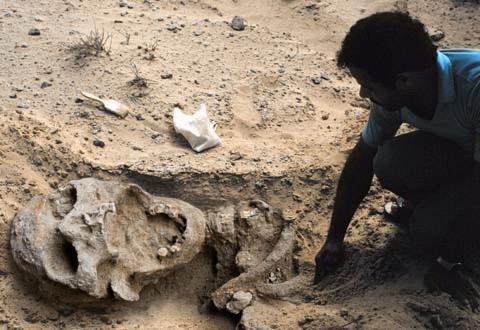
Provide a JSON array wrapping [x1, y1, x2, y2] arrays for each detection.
[[314, 11, 480, 309]]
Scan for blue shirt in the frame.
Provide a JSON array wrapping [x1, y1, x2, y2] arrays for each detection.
[[362, 49, 480, 160]]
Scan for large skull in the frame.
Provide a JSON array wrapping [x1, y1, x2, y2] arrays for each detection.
[[10, 178, 206, 301]]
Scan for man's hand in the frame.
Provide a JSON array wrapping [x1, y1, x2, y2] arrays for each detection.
[[424, 261, 480, 312], [313, 240, 345, 284]]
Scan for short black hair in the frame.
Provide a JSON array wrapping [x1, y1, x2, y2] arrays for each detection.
[[337, 11, 437, 87]]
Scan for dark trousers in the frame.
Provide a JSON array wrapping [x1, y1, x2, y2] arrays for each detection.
[[373, 131, 478, 261]]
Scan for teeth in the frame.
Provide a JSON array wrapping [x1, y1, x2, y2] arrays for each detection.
[[169, 245, 181, 254], [149, 204, 166, 215], [157, 247, 169, 258]]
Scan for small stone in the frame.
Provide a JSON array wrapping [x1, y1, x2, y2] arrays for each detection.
[[193, 30, 205, 36], [28, 28, 41, 36], [167, 22, 177, 32], [312, 77, 322, 85], [93, 138, 105, 148], [321, 114, 330, 120], [226, 291, 253, 314], [340, 308, 349, 318], [230, 153, 242, 161], [231, 16, 246, 31], [430, 30, 445, 42], [298, 316, 315, 326], [17, 101, 30, 109], [75, 98, 84, 103], [161, 73, 173, 79], [57, 307, 74, 317], [40, 81, 52, 89]]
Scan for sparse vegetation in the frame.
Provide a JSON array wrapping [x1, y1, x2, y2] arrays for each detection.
[[142, 41, 158, 61], [127, 62, 153, 99], [69, 27, 112, 58], [119, 29, 131, 45]]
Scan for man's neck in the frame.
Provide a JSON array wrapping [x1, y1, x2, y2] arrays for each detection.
[[408, 67, 438, 120]]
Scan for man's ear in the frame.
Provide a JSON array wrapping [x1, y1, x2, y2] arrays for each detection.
[[395, 72, 413, 90]]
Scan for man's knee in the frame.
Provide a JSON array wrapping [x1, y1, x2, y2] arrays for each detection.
[[373, 140, 404, 189]]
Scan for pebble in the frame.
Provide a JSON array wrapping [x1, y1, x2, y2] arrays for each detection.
[[28, 28, 41, 36], [40, 81, 52, 88], [93, 138, 105, 148], [226, 291, 253, 314], [312, 77, 322, 85], [17, 101, 30, 109], [167, 22, 177, 32], [231, 16, 246, 31], [161, 73, 173, 79], [193, 30, 205, 36], [430, 30, 445, 42]]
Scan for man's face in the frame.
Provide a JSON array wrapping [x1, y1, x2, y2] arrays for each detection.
[[349, 66, 408, 112]]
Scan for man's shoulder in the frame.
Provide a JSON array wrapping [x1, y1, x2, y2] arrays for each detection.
[[440, 49, 480, 83]]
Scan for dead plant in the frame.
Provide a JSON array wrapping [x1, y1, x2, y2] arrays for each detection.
[[119, 29, 131, 45], [69, 27, 112, 58], [127, 62, 154, 100], [128, 62, 149, 89], [142, 41, 158, 61]]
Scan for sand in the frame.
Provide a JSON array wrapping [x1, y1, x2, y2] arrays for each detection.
[[1, 0, 480, 329]]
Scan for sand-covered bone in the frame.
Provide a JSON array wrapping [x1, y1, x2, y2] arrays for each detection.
[[10, 178, 206, 301], [208, 200, 297, 312]]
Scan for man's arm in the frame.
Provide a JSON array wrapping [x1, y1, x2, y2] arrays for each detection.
[[326, 136, 377, 242], [314, 135, 377, 283]]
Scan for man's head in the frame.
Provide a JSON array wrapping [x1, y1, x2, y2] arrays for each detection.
[[338, 12, 437, 111]]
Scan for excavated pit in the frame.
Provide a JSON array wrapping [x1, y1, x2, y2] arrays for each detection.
[[10, 169, 325, 327]]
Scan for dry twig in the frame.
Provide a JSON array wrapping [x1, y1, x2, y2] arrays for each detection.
[[69, 27, 112, 58]]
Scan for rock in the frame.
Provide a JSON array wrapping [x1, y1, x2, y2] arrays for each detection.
[[17, 101, 30, 109], [28, 28, 41, 36], [93, 138, 105, 148], [10, 178, 207, 301], [231, 16, 246, 31], [193, 30, 205, 36], [167, 22, 177, 32], [430, 30, 445, 42], [161, 73, 173, 79], [226, 291, 253, 314], [41, 81, 52, 89], [312, 77, 322, 85], [57, 307, 74, 317]]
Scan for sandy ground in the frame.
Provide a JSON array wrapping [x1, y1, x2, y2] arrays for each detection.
[[1, 0, 480, 329]]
